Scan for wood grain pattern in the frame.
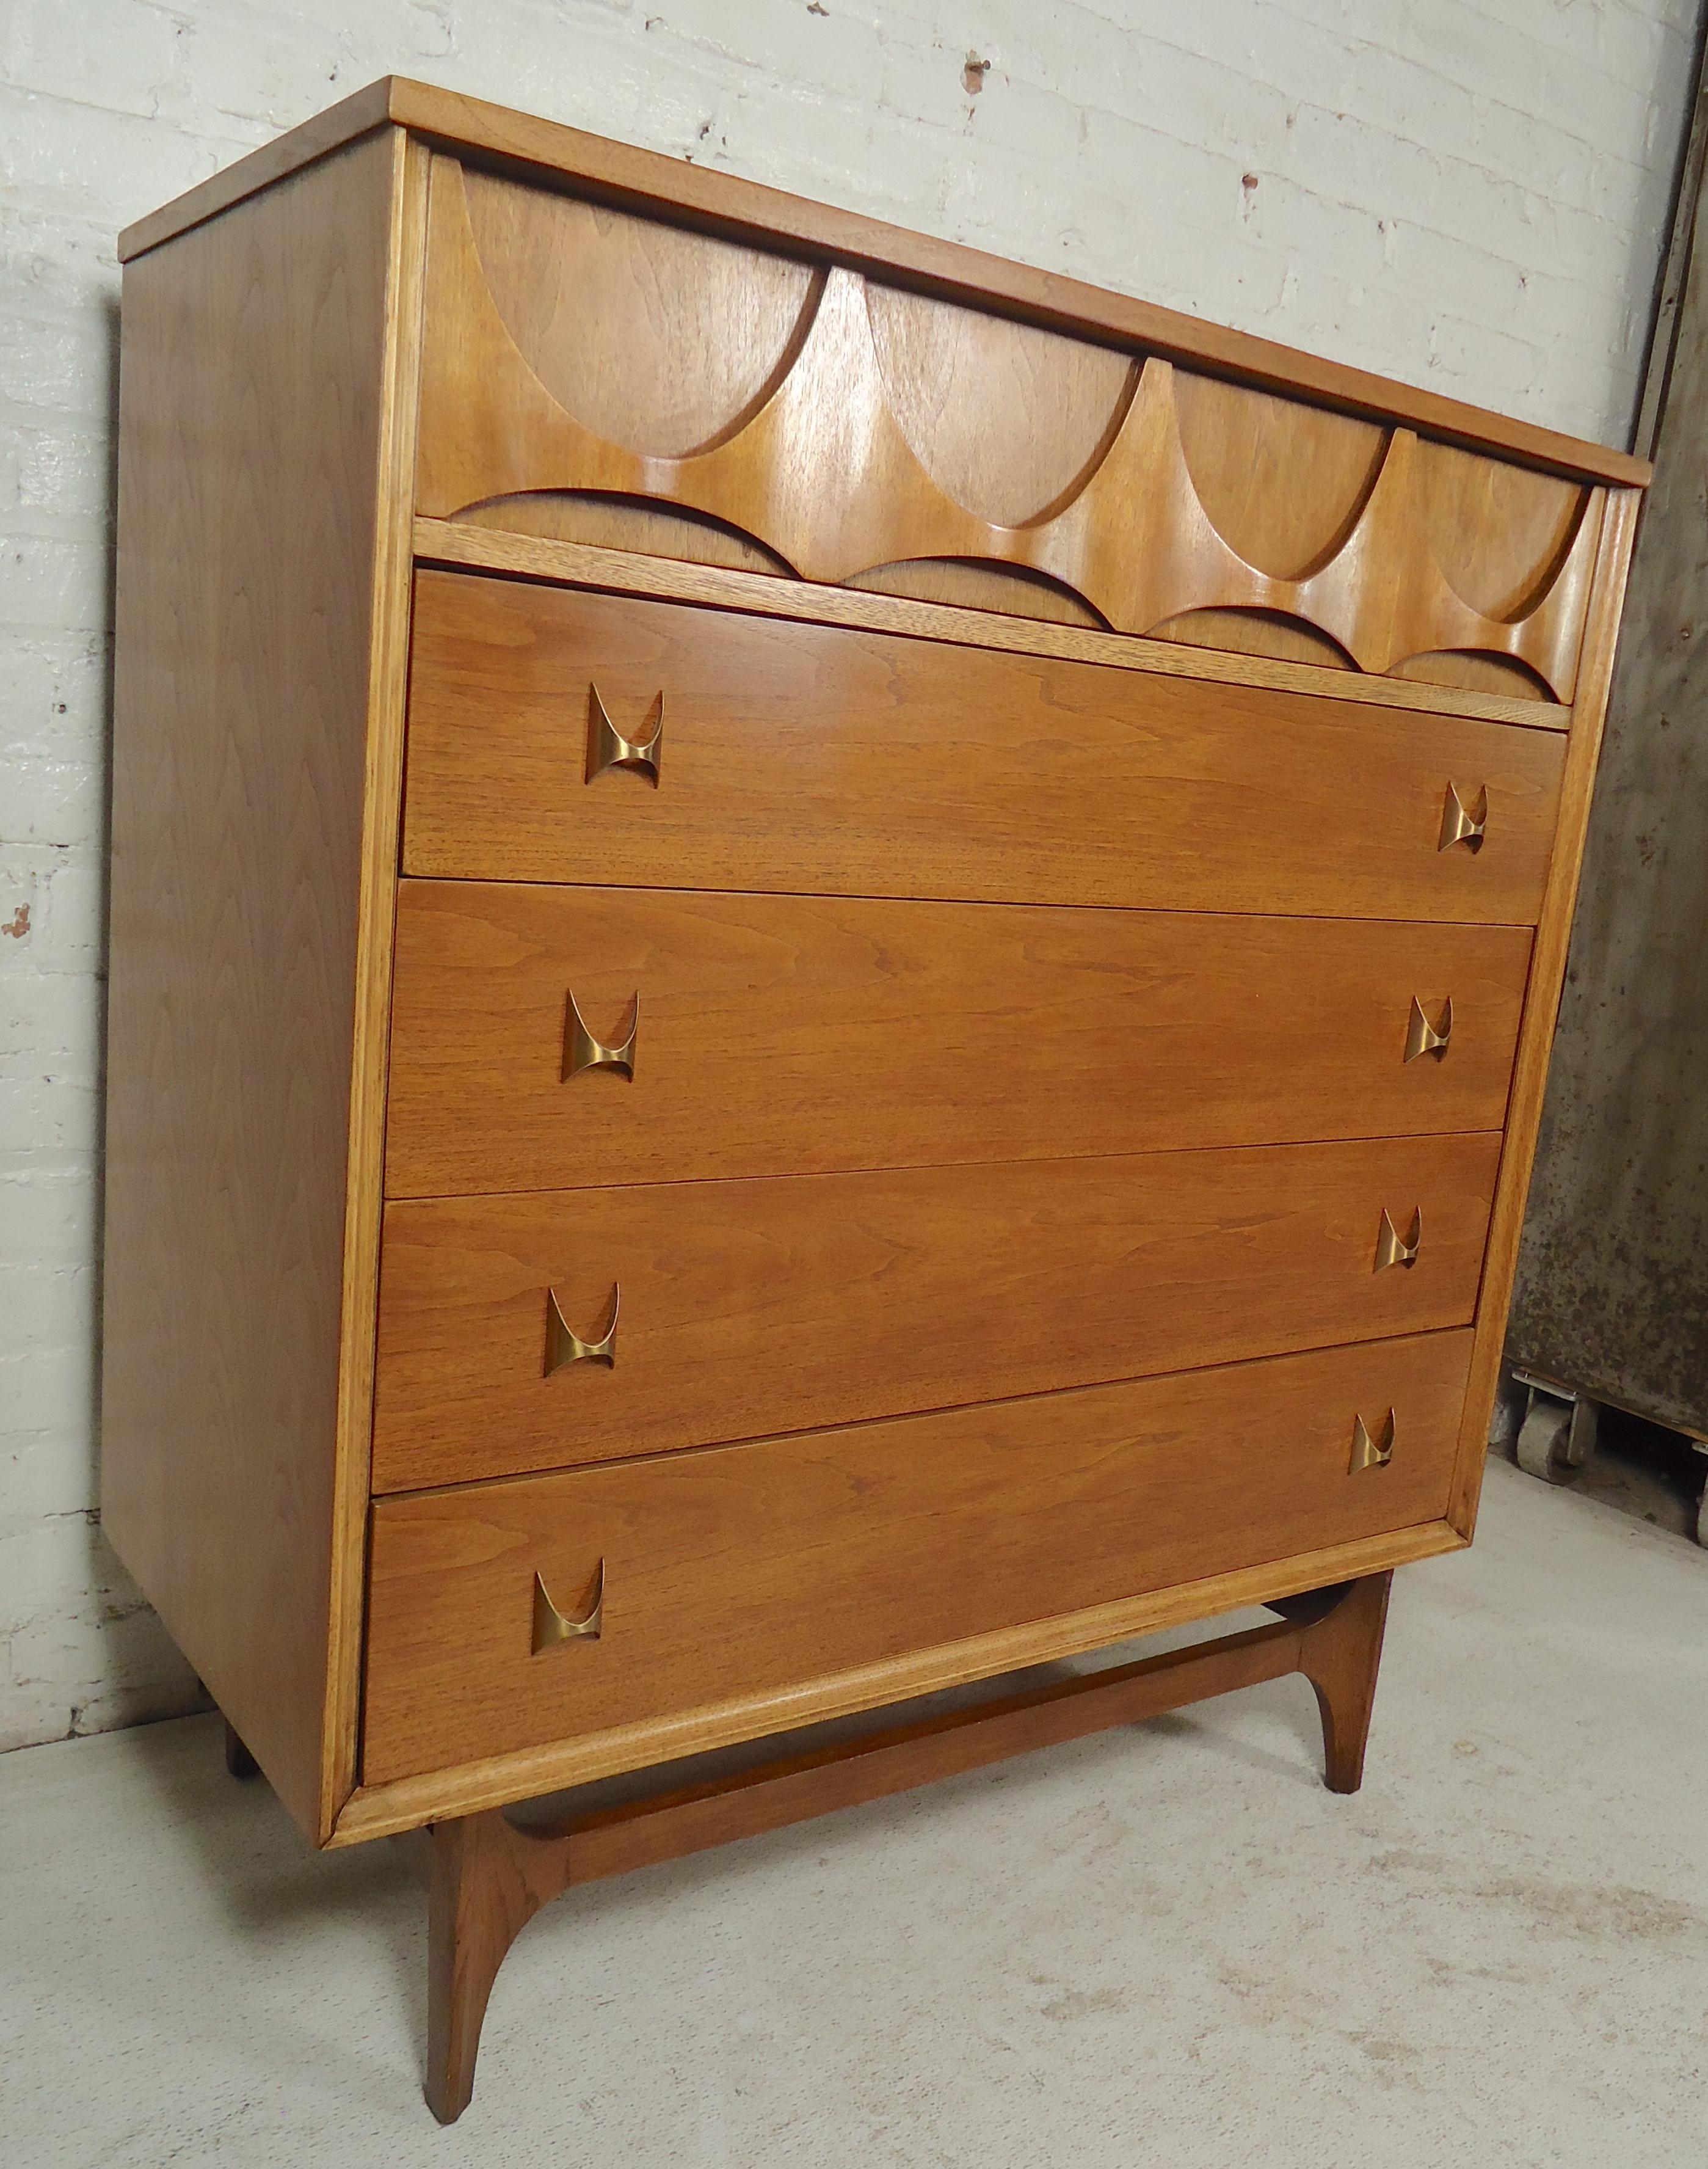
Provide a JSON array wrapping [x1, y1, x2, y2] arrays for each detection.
[[319, 131, 432, 1831], [116, 82, 1648, 496], [364, 1331, 1469, 1783], [100, 133, 400, 1845], [385, 881, 1533, 1197], [415, 516, 1573, 730], [1171, 370, 1387, 580], [843, 555, 1108, 626], [402, 571, 1568, 920], [863, 280, 1138, 527], [336, 1516, 1464, 1843], [459, 490, 792, 573], [372, 1134, 1500, 1491], [418, 159, 1604, 699], [422, 1569, 1392, 2121], [460, 165, 819, 456], [1445, 487, 1644, 1533]]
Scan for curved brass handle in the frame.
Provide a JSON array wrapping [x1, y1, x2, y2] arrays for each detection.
[[586, 685, 663, 785], [564, 992, 638, 1080], [1374, 1208, 1422, 1272], [1404, 995, 1453, 1063], [1350, 1410, 1396, 1472], [532, 1559, 605, 1652], [545, 1284, 619, 1374], [1439, 781, 1487, 853]]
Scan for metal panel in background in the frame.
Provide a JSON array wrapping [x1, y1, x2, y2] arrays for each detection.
[[1506, 36, 1708, 1504]]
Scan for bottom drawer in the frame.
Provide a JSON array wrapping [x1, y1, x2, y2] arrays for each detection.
[[362, 1330, 1472, 1785]]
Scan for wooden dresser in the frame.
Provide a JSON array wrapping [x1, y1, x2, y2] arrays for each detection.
[[103, 79, 1645, 2121]]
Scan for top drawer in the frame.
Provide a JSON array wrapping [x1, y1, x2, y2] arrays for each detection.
[[402, 571, 1565, 922]]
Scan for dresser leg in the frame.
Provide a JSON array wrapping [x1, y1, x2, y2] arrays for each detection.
[[222, 1719, 260, 1780], [1287, 1570, 1393, 1794], [426, 1810, 553, 2125]]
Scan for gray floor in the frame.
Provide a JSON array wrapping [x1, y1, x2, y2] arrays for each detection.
[[4, 1455, 1706, 2168]]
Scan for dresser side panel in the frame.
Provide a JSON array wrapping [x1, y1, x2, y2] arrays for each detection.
[[101, 132, 402, 1842]]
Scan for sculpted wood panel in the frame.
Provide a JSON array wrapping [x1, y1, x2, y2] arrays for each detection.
[[363, 1330, 1472, 1783], [402, 573, 1567, 921], [385, 881, 1533, 1197], [370, 1133, 1502, 1492], [418, 156, 1602, 701], [460, 164, 819, 456]]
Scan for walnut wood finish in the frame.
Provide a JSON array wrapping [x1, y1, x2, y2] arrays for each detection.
[[366, 1333, 1458, 1784], [341, 1516, 1460, 1845], [419, 158, 1603, 701], [385, 880, 1532, 1197], [115, 84, 1647, 494], [106, 86, 1646, 2130], [417, 518, 1571, 731], [1445, 487, 1643, 1531], [372, 1137, 1498, 1491], [403, 572, 1566, 921], [423, 1566, 1393, 2123], [100, 132, 418, 1843]]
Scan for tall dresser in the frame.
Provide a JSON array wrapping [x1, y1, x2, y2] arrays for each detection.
[[103, 80, 1645, 2121]]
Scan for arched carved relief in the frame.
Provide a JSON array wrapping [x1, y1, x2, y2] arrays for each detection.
[[458, 490, 793, 575], [418, 158, 1603, 703], [846, 558, 1109, 627], [1171, 371, 1387, 580], [1411, 439, 1588, 622], [1150, 608, 1356, 673], [1391, 651, 1556, 702], [460, 166, 821, 457], [863, 283, 1138, 528]]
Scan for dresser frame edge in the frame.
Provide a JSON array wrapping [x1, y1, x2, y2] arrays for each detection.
[[1445, 484, 1644, 1539], [316, 132, 435, 1845], [326, 1517, 1465, 1845]]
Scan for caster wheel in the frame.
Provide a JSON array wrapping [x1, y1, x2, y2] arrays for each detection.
[[1516, 1388, 1597, 1485]]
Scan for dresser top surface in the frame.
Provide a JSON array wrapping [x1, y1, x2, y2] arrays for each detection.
[[117, 75, 1648, 492]]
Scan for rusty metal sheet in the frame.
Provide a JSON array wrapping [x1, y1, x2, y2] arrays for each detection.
[[1508, 149, 1708, 1435]]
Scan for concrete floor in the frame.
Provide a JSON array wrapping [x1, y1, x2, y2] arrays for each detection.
[[4, 1455, 1706, 2168]]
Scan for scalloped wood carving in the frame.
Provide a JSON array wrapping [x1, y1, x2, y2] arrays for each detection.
[[418, 157, 1601, 702], [1171, 371, 1387, 581], [864, 283, 1137, 528], [460, 166, 819, 458]]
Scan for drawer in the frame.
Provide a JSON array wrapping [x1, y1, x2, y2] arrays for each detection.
[[362, 1327, 1474, 1784], [371, 1133, 1501, 1491], [386, 881, 1531, 1196], [401, 572, 1564, 923]]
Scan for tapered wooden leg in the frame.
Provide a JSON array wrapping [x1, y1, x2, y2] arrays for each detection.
[[1288, 1571, 1393, 1794], [426, 1810, 554, 2125], [222, 1719, 260, 1779]]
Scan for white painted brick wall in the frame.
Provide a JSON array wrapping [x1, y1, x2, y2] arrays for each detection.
[[0, 0, 1695, 1754]]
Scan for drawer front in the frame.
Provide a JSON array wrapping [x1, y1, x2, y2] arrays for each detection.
[[363, 1329, 1474, 1784], [386, 881, 1531, 1197], [402, 572, 1564, 923], [372, 1134, 1501, 1491]]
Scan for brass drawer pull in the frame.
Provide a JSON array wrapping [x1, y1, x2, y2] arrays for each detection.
[[545, 1284, 619, 1373], [1439, 781, 1486, 853], [1404, 995, 1453, 1063], [1349, 1410, 1396, 1472], [565, 991, 638, 1080], [586, 685, 663, 785], [1374, 1208, 1422, 1271], [532, 1559, 605, 1651]]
